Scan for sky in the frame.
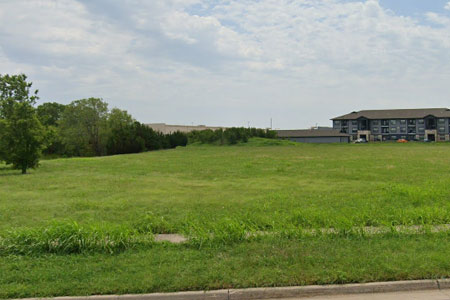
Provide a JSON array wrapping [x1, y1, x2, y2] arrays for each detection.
[[1, 0, 450, 129]]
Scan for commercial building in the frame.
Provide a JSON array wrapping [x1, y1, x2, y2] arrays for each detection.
[[146, 123, 225, 134], [276, 128, 350, 143]]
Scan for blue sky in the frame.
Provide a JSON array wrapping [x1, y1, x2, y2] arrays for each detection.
[[380, 0, 449, 17], [1, 0, 450, 129]]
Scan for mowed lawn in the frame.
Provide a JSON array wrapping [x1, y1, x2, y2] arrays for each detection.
[[1, 139, 450, 298]]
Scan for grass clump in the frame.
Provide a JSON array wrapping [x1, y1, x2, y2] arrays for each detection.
[[133, 212, 175, 234], [185, 218, 257, 248], [0, 221, 154, 255]]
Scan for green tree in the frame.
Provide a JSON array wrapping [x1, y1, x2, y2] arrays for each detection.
[[0, 74, 44, 174], [106, 108, 137, 155], [36, 102, 67, 155], [59, 98, 109, 156], [37, 102, 66, 127]]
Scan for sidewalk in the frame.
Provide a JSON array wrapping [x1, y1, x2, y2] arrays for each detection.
[[284, 289, 450, 299], [17, 279, 450, 300]]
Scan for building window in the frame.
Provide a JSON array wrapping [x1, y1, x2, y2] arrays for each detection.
[[352, 127, 357, 133], [418, 119, 424, 124], [438, 119, 445, 124], [408, 119, 416, 125], [372, 120, 379, 125], [439, 127, 446, 133], [400, 127, 406, 133], [381, 120, 389, 126], [352, 120, 357, 126], [390, 120, 397, 125], [400, 120, 406, 124], [334, 120, 341, 127], [392, 136, 397, 140], [390, 127, 397, 133], [439, 135, 446, 141], [372, 127, 379, 133], [382, 127, 389, 133], [418, 127, 425, 133], [408, 127, 416, 134], [342, 120, 348, 127]]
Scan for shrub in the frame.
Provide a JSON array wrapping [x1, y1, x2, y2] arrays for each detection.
[[188, 127, 277, 145]]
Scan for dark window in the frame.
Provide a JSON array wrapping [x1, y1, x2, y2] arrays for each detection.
[[352, 120, 357, 126], [400, 120, 406, 124], [408, 119, 416, 125], [372, 127, 379, 133], [438, 119, 445, 124], [439, 127, 445, 133], [408, 127, 416, 134], [390, 120, 397, 125], [390, 127, 397, 133], [426, 118, 436, 129], [400, 127, 406, 133], [381, 120, 389, 126], [342, 120, 348, 127], [382, 127, 389, 133], [372, 120, 379, 125], [418, 119, 424, 124]]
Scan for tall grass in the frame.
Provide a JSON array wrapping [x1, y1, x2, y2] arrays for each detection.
[[0, 221, 154, 255], [1, 217, 449, 255]]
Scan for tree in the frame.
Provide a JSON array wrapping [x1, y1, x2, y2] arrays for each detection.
[[167, 131, 188, 148], [106, 108, 138, 155], [59, 98, 109, 156], [0, 74, 44, 174], [36, 102, 67, 155], [37, 102, 66, 127]]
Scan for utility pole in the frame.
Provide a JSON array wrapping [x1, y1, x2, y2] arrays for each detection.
[[270, 118, 273, 129]]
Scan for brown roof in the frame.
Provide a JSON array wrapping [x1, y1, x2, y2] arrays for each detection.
[[276, 129, 350, 138], [332, 108, 450, 120]]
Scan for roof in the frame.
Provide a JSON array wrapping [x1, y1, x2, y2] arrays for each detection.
[[276, 129, 350, 138], [332, 108, 450, 120]]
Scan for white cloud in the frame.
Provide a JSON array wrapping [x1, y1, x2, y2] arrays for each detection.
[[445, 2, 450, 10], [426, 12, 450, 26], [0, 0, 450, 128]]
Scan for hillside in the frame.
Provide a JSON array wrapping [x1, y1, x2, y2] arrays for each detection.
[[1, 140, 450, 298]]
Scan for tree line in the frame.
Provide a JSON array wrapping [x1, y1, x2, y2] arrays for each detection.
[[188, 127, 276, 145], [37, 99, 188, 157], [0, 74, 276, 174]]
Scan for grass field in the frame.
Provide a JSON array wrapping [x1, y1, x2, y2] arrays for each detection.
[[1, 139, 450, 298]]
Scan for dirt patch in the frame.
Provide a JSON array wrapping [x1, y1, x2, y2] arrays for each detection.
[[154, 234, 188, 244]]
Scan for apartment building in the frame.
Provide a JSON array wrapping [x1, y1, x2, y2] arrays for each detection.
[[332, 108, 450, 142]]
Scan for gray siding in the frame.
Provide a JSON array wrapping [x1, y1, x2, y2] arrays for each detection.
[[288, 137, 349, 143], [333, 117, 450, 141]]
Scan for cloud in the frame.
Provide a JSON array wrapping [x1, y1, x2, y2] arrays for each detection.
[[0, 0, 450, 128], [426, 12, 450, 26], [445, 2, 450, 10]]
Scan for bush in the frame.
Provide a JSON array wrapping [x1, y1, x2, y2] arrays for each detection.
[[188, 127, 276, 145]]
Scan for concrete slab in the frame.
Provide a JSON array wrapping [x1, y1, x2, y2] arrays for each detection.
[[281, 289, 450, 300]]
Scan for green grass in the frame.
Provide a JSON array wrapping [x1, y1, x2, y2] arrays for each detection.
[[1, 139, 450, 298]]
